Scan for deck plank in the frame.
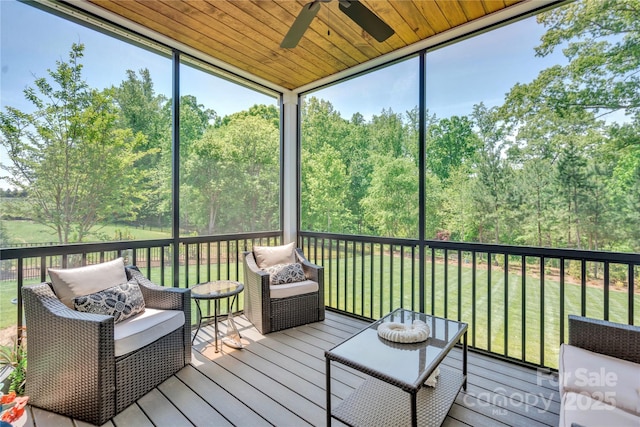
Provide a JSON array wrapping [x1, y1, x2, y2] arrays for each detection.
[[136, 388, 191, 426], [30, 407, 74, 427], [227, 323, 360, 400], [190, 350, 310, 426], [175, 365, 271, 427], [110, 404, 154, 427], [444, 350, 561, 405], [157, 375, 233, 426], [25, 311, 559, 427], [447, 402, 511, 427], [234, 319, 368, 388], [205, 344, 326, 425]]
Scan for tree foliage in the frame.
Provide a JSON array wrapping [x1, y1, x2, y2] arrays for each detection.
[[535, 0, 640, 119], [183, 113, 279, 234], [1, 0, 637, 256], [0, 44, 146, 243], [299, 0, 639, 254]]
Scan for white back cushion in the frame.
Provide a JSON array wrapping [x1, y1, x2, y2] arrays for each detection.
[[559, 343, 640, 416], [253, 242, 296, 269], [559, 391, 640, 427], [49, 257, 128, 308]]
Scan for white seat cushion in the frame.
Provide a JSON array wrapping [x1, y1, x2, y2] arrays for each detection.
[[114, 308, 184, 357], [270, 280, 318, 299], [49, 257, 128, 308], [559, 344, 640, 416], [559, 391, 640, 427]]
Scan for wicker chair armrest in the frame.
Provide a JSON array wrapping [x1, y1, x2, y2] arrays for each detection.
[[22, 283, 116, 399], [23, 282, 114, 326], [568, 315, 640, 364], [295, 248, 323, 282], [242, 251, 273, 333], [243, 251, 271, 294], [126, 266, 191, 311], [295, 248, 325, 320]]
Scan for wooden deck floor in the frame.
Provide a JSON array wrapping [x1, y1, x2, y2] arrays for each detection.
[[22, 311, 560, 427]]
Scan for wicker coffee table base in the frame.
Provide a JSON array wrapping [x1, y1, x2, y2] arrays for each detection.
[[333, 367, 464, 427]]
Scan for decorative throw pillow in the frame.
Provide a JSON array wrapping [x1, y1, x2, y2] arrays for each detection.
[[73, 280, 145, 323], [253, 242, 296, 269], [264, 263, 306, 285], [49, 257, 128, 308]]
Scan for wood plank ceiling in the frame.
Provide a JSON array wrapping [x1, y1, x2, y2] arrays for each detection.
[[84, 0, 524, 90]]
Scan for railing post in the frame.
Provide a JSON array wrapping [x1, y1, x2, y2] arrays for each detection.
[[418, 51, 426, 315], [171, 49, 181, 288], [629, 264, 635, 326], [17, 258, 24, 345]]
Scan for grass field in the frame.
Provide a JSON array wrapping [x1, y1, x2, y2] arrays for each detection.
[[3, 219, 170, 245], [2, 253, 637, 368], [320, 253, 638, 368]]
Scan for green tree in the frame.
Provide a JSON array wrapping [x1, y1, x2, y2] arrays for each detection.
[[183, 112, 278, 234], [557, 141, 589, 248], [438, 166, 476, 242], [301, 97, 349, 153], [341, 113, 372, 233], [369, 109, 410, 159], [535, 0, 640, 119], [301, 146, 351, 232], [606, 120, 640, 251], [113, 68, 170, 228], [423, 172, 446, 239], [217, 114, 279, 232], [514, 158, 558, 247], [425, 116, 480, 181], [0, 43, 146, 243], [175, 94, 218, 158], [361, 156, 418, 238], [114, 69, 168, 157], [221, 104, 278, 128], [0, 221, 10, 247], [470, 104, 514, 243], [301, 97, 352, 232]]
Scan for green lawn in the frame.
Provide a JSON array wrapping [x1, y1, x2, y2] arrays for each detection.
[[1, 252, 637, 369], [3, 219, 170, 245], [317, 253, 638, 369]]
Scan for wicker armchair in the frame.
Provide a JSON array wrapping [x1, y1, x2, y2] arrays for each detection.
[[558, 315, 640, 426], [567, 315, 640, 363], [243, 248, 324, 334], [22, 265, 191, 425]]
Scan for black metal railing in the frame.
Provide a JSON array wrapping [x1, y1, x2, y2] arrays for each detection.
[[0, 231, 281, 340], [300, 231, 640, 369], [3, 230, 637, 370]]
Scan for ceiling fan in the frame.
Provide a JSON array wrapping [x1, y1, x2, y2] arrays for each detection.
[[281, 0, 395, 48]]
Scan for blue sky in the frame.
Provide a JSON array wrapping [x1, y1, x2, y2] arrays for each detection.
[[1, 0, 565, 121], [311, 15, 567, 121], [0, 0, 276, 117]]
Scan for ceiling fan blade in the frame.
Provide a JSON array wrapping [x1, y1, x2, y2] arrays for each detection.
[[338, 0, 394, 43], [281, 1, 322, 48]]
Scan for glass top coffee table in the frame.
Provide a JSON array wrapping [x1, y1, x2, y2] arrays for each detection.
[[325, 308, 468, 427], [191, 280, 244, 352]]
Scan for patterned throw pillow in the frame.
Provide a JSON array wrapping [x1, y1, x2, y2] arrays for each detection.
[[73, 280, 145, 323], [264, 263, 306, 285]]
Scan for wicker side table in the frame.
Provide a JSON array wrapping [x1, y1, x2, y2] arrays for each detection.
[[191, 280, 244, 352]]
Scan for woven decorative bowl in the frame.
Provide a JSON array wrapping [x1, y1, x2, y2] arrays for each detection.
[[377, 320, 430, 343]]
